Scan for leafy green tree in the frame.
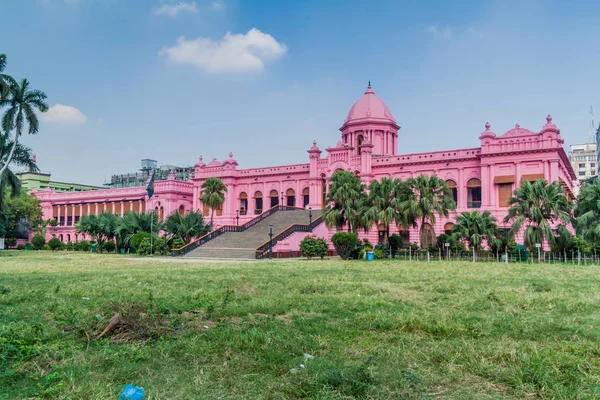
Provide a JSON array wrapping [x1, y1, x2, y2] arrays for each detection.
[[404, 175, 455, 247], [323, 171, 366, 233], [0, 78, 48, 184], [574, 177, 600, 243], [363, 177, 412, 246], [200, 178, 227, 228], [3, 191, 41, 239], [451, 210, 499, 250], [503, 179, 573, 251], [0, 54, 16, 101], [163, 209, 207, 244], [0, 133, 38, 217]]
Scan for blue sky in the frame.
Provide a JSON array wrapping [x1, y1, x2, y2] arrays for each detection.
[[1, 0, 599, 185]]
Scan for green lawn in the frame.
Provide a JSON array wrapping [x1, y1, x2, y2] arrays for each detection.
[[1, 252, 599, 399]]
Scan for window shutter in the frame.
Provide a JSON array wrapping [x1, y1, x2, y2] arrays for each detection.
[[498, 183, 512, 207]]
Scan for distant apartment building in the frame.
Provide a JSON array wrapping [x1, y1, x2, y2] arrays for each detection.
[[569, 143, 597, 194], [103, 159, 194, 189], [17, 171, 103, 193]]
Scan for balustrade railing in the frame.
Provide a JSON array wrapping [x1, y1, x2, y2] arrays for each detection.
[[171, 205, 304, 256], [255, 215, 324, 259]]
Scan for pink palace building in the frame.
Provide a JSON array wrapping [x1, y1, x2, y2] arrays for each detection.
[[33, 84, 576, 252]]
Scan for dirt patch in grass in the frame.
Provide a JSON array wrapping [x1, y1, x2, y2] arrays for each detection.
[[234, 284, 258, 294]]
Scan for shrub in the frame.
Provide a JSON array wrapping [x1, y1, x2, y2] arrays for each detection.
[[300, 236, 328, 260], [131, 232, 151, 251], [137, 237, 152, 256], [47, 238, 64, 251], [65, 241, 74, 251], [75, 240, 91, 252], [17, 244, 25, 250], [31, 234, 46, 250], [49, 219, 58, 226], [102, 240, 116, 253], [41, 244, 51, 251], [362, 238, 373, 249], [5, 238, 17, 247], [388, 234, 403, 251], [373, 248, 385, 259], [170, 237, 185, 250], [331, 232, 359, 260]]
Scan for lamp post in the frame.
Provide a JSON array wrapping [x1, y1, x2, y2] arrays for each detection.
[[236, 209, 239, 227], [309, 207, 312, 225], [269, 224, 273, 260]]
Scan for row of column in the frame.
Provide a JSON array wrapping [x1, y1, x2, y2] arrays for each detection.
[[55, 199, 145, 226]]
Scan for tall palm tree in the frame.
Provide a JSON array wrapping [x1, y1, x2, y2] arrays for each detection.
[[503, 179, 573, 250], [163, 210, 207, 244], [364, 177, 413, 246], [97, 212, 119, 244], [404, 175, 456, 247], [75, 215, 103, 248], [451, 210, 499, 249], [575, 177, 600, 243], [323, 170, 366, 233], [0, 78, 48, 184], [0, 54, 16, 100], [200, 177, 227, 228], [0, 132, 37, 213]]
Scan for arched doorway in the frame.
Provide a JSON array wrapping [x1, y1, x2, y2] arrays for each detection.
[[254, 191, 263, 214], [445, 180, 457, 204], [302, 188, 309, 208], [321, 176, 327, 209], [239, 192, 248, 215], [270, 190, 279, 208], [179, 205, 185, 216], [420, 223, 436, 249], [357, 134, 364, 155], [467, 178, 482, 208], [286, 189, 295, 207]]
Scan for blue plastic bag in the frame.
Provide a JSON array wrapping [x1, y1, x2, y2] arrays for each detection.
[[118, 384, 145, 400]]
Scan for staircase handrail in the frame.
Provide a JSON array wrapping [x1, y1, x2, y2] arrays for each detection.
[[171, 205, 307, 256], [255, 215, 324, 259]]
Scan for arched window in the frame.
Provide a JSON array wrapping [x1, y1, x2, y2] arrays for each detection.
[[444, 222, 454, 235], [420, 223, 436, 248], [302, 187, 309, 208], [467, 178, 482, 208], [254, 191, 263, 214], [286, 189, 296, 207], [239, 192, 248, 215], [270, 190, 279, 208], [357, 134, 364, 155], [179, 205, 185, 216], [445, 180, 457, 204]]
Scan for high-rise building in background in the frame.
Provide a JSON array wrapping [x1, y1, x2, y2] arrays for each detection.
[[103, 159, 194, 189], [569, 142, 597, 194]]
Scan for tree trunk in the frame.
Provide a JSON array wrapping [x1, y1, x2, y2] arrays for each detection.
[[210, 208, 214, 228], [0, 126, 20, 185]]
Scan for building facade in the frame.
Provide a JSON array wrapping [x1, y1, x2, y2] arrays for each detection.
[[569, 143, 597, 194], [32, 85, 576, 247], [103, 159, 194, 189], [17, 171, 103, 193]]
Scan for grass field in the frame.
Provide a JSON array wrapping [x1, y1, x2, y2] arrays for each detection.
[[1, 252, 599, 399]]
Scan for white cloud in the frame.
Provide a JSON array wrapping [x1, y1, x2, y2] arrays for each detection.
[[159, 28, 287, 73], [425, 25, 453, 39], [41, 104, 87, 125], [153, 1, 198, 17], [211, 0, 224, 10]]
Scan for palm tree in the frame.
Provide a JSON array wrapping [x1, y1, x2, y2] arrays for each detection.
[[451, 210, 499, 250], [163, 210, 207, 244], [0, 54, 16, 101], [0, 78, 48, 184], [113, 211, 164, 248], [575, 178, 600, 243], [0, 132, 37, 213], [404, 175, 456, 247], [97, 212, 119, 244], [323, 170, 366, 233], [200, 177, 227, 228], [75, 214, 103, 248], [552, 224, 574, 261], [364, 177, 413, 246], [503, 179, 573, 250]]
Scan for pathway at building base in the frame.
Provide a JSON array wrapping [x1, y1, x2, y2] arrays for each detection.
[[32, 85, 576, 251]]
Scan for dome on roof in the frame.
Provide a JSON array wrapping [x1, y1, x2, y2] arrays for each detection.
[[344, 85, 395, 125]]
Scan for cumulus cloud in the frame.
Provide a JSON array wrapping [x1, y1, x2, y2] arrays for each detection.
[[159, 28, 287, 73], [153, 1, 198, 17], [41, 104, 87, 125], [425, 25, 454, 39]]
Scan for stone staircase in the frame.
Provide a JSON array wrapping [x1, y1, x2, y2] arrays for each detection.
[[184, 208, 321, 259]]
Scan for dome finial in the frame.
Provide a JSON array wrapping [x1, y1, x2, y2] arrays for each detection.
[[368, 80, 371, 87]]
